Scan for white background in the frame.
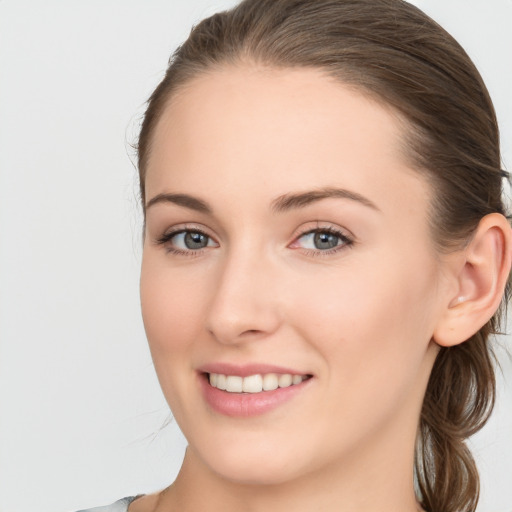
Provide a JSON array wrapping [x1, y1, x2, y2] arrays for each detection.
[[0, 1, 511, 511]]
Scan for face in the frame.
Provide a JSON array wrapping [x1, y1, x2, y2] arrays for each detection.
[[140, 66, 448, 485]]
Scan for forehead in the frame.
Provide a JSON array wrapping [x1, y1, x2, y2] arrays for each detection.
[[146, 65, 429, 220]]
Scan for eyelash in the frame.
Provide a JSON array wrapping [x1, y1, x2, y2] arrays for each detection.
[[155, 225, 354, 258], [292, 226, 354, 257], [156, 227, 216, 257]]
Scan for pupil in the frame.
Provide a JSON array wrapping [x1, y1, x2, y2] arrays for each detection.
[[184, 232, 208, 249], [314, 232, 338, 250]]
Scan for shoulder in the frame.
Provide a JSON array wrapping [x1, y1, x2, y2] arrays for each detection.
[[75, 496, 140, 512]]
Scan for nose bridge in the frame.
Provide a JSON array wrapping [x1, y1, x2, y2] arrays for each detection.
[[206, 241, 280, 344]]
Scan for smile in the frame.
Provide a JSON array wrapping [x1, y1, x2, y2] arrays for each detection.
[[208, 373, 309, 393], [200, 368, 313, 417]]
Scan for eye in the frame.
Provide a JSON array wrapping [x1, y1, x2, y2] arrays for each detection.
[[301, 231, 340, 250], [291, 227, 353, 253], [156, 228, 218, 254], [175, 231, 212, 250]]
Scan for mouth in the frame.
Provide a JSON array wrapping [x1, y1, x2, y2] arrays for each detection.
[[207, 372, 312, 393], [198, 366, 314, 417]]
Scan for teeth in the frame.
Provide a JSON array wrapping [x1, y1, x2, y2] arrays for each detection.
[[225, 376, 243, 392], [242, 374, 263, 393], [208, 372, 308, 393], [292, 374, 303, 385], [216, 374, 227, 390], [263, 373, 279, 391], [278, 374, 293, 388]]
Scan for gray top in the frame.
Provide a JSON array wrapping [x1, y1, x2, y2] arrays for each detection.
[[75, 496, 140, 512]]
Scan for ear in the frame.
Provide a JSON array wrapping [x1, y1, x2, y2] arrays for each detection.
[[433, 213, 512, 347]]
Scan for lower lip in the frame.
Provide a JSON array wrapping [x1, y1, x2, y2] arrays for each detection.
[[199, 374, 312, 417]]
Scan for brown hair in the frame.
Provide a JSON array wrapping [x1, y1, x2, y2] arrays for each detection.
[[137, 1, 510, 510]]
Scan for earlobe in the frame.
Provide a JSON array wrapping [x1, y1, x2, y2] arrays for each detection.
[[433, 213, 512, 347]]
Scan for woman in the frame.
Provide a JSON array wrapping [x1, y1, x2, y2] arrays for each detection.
[[80, 0, 511, 511]]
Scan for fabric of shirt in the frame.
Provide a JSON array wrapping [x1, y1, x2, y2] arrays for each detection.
[[75, 496, 139, 512]]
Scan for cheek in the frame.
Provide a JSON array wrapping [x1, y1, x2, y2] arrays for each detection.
[[140, 254, 206, 365], [139, 254, 216, 420], [289, 253, 439, 392]]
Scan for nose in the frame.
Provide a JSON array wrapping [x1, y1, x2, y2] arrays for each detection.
[[205, 247, 281, 345]]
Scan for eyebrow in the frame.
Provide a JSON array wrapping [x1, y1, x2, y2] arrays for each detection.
[[145, 187, 380, 215], [145, 193, 212, 214], [271, 187, 381, 213]]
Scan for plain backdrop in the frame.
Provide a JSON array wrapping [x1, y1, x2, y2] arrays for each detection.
[[0, 1, 511, 511]]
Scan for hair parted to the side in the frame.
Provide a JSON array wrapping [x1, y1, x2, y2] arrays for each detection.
[[137, 1, 510, 510]]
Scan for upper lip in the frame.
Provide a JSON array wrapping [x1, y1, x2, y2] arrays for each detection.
[[198, 363, 311, 378]]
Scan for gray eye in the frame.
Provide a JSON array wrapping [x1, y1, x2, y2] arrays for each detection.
[[313, 232, 340, 250], [295, 230, 344, 251], [184, 231, 209, 249]]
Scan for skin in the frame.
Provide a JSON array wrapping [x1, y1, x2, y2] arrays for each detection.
[[134, 65, 502, 512]]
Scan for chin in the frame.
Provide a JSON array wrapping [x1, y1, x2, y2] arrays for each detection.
[[194, 440, 313, 486], [212, 460, 305, 486]]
